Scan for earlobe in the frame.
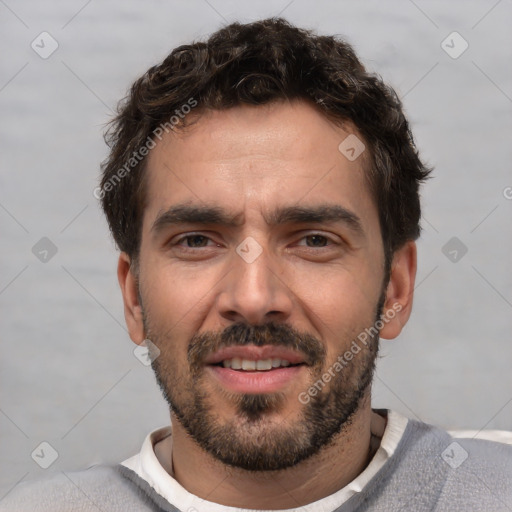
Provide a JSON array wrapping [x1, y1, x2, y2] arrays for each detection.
[[117, 252, 145, 345], [379, 241, 417, 340]]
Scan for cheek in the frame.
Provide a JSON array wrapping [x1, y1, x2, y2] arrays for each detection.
[[143, 254, 219, 318], [140, 258, 222, 360], [291, 261, 379, 319], [290, 266, 380, 359]]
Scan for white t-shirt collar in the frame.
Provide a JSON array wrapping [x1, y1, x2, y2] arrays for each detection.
[[121, 409, 408, 512]]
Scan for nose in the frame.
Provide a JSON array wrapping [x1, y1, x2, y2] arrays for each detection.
[[216, 239, 294, 326]]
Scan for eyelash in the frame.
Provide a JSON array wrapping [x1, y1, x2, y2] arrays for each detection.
[[171, 232, 338, 251]]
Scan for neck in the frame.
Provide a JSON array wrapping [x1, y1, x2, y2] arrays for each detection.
[[155, 396, 382, 509]]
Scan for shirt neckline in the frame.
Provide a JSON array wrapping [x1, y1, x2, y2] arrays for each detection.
[[121, 409, 409, 512]]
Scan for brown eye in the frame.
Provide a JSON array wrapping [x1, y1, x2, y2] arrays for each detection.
[[304, 235, 329, 247], [296, 233, 335, 248], [182, 235, 209, 248], [170, 233, 218, 251]]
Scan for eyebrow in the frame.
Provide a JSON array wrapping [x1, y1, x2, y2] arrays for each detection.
[[151, 203, 364, 237]]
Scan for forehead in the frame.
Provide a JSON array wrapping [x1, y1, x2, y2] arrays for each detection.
[[142, 100, 378, 234]]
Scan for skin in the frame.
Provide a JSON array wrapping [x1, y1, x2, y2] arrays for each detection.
[[118, 100, 416, 509]]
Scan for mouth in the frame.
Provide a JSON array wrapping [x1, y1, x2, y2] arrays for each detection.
[[213, 357, 302, 371], [204, 345, 308, 393]]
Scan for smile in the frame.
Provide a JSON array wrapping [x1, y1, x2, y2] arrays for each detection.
[[218, 357, 299, 371]]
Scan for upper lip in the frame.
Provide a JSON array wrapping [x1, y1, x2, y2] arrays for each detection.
[[204, 345, 307, 365]]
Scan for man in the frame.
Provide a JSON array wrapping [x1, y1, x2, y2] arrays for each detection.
[[3, 17, 511, 512]]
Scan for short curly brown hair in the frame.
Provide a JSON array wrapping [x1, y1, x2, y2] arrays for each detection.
[[99, 17, 431, 271]]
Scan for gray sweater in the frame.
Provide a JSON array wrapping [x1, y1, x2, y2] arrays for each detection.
[[1, 418, 511, 511]]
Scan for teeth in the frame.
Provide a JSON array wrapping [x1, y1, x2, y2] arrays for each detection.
[[242, 359, 256, 370], [256, 359, 272, 370], [220, 358, 294, 370]]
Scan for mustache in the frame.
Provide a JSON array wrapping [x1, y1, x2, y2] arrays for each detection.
[[187, 321, 326, 371]]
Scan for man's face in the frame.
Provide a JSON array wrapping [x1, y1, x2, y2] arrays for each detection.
[[133, 101, 389, 471]]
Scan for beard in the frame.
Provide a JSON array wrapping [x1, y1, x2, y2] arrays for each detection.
[[145, 294, 384, 472]]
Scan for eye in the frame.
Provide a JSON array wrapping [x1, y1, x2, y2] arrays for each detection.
[[296, 233, 336, 248], [299, 234, 330, 247], [177, 234, 211, 248], [171, 233, 219, 250]]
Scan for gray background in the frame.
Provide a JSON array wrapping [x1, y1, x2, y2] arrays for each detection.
[[1, 0, 511, 499]]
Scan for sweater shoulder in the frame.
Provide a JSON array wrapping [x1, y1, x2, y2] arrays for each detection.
[[347, 418, 512, 511], [434, 436, 512, 511], [0, 465, 160, 512]]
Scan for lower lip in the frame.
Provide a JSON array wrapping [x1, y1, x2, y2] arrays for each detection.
[[206, 365, 305, 393]]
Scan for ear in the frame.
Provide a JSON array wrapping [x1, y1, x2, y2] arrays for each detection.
[[117, 252, 145, 345], [379, 241, 417, 340]]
